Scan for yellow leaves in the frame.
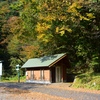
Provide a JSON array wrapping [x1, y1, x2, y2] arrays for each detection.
[[58, 15, 66, 21], [36, 22, 51, 33], [67, 2, 82, 13], [36, 21, 51, 42], [37, 33, 45, 39], [0, 5, 10, 15], [36, 16, 52, 43], [42, 38, 49, 43], [56, 26, 72, 36], [69, 2, 77, 9], [60, 30, 65, 36], [79, 13, 95, 21], [67, 2, 95, 22], [37, 33, 53, 43], [79, 15, 89, 21], [59, 26, 65, 36], [39, 14, 55, 22], [70, 16, 76, 22], [56, 27, 59, 33], [67, 7, 77, 14], [66, 27, 72, 33], [86, 13, 95, 19], [32, 0, 35, 2], [67, 2, 82, 21]]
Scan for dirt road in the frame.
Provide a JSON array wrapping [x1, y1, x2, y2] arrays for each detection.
[[0, 82, 100, 100], [0, 87, 70, 100]]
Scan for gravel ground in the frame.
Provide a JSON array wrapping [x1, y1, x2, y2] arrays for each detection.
[[0, 82, 100, 100], [0, 87, 70, 100]]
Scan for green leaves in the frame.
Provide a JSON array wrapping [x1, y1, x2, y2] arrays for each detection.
[[1, 0, 100, 75]]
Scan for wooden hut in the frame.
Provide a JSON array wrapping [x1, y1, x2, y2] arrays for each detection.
[[22, 53, 70, 84]]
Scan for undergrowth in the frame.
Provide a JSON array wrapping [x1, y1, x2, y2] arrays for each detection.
[[1, 76, 26, 82], [72, 72, 100, 90]]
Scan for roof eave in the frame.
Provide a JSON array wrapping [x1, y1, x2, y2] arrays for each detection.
[[49, 54, 66, 67], [22, 66, 48, 69]]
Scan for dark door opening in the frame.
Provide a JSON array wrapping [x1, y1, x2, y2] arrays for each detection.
[[51, 67, 55, 83]]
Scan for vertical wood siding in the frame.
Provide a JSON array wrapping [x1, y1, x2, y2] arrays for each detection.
[[26, 69, 50, 81], [44, 70, 50, 81], [34, 70, 40, 80]]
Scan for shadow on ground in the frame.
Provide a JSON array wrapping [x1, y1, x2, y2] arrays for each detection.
[[0, 82, 42, 90]]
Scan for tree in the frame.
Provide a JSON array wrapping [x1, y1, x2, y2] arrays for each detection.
[[35, 0, 100, 72], [0, 0, 22, 77], [4, 0, 100, 74]]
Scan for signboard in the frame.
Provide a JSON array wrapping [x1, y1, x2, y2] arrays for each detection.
[[0, 62, 2, 75], [16, 64, 20, 71]]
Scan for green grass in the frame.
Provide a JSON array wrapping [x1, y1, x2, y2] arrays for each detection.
[[72, 72, 100, 90], [1, 76, 26, 82]]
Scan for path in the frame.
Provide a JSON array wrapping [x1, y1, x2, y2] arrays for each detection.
[[0, 82, 100, 100]]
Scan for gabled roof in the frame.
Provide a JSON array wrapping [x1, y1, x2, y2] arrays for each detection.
[[22, 53, 66, 68]]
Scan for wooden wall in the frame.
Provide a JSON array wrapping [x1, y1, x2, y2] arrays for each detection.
[[26, 68, 50, 82]]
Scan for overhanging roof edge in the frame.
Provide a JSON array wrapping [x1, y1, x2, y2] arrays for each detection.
[[22, 65, 48, 68], [49, 53, 67, 67]]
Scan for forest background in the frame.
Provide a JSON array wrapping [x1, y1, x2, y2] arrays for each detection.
[[0, 0, 100, 78]]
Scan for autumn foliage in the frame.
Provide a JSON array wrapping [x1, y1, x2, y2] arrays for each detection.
[[0, 0, 100, 76]]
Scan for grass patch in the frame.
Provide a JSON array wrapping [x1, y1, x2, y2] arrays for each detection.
[[1, 76, 26, 82], [72, 72, 100, 90]]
